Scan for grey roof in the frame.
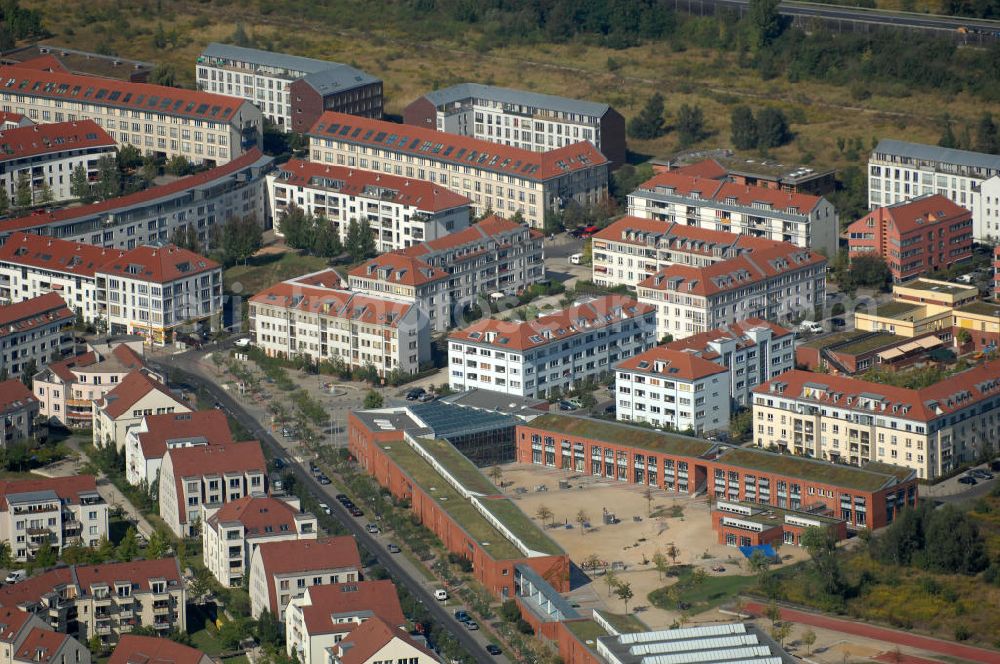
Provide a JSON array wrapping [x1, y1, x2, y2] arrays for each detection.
[[438, 388, 548, 417], [299, 66, 380, 95], [408, 401, 517, 439], [7, 489, 59, 504], [597, 623, 791, 664], [201, 43, 334, 75], [874, 138, 1000, 172], [421, 83, 610, 119]]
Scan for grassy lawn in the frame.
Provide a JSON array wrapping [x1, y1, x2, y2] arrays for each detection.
[[648, 566, 756, 614], [223, 251, 328, 297], [187, 603, 224, 656]]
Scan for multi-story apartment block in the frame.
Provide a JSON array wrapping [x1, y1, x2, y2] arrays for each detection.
[[268, 159, 471, 252], [403, 83, 626, 168], [250, 277, 429, 376], [847, 194, 973, 282], [2, 45, 155, 82], [33, 341, 146, 427], [637, 245, 826, 340], [110, 635, 211, 664], [627, 171, 839, 255], [753, 360, 1000, 479], [660, 319, 795, 408], [614, 347, 730, 434], [158, 440, 267, 538], [203, 495, 317, 588], [0, 559, 185, 647], [0, 475, 107, 561], [196, 43, 382, 132], [248, 537, 362, 619], [0, 607, 90, 664], [0, 64, 262, 165], [92, 369, 190, 451], [0, 120, 115, 206], [348, 214, 546, 331], [307, 112, 609, 229], [0, 149, 273, 248], [590, 216, 791, 290], [326, 618, 436, 664], [124, 409, 234, 489], [284, 581, 405, 664], [95, 245, 223, 345], [0, 378, 39, 446], [447, 295, 656, 398], [656, 154, 837, 195], [977, 174, 1000, 241], [0, 292, 74, 378]]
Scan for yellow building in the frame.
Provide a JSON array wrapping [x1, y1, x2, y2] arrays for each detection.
[[953, 301, 1000, 351], [854, 301, 952, 339], [893, 278, 978, 308]]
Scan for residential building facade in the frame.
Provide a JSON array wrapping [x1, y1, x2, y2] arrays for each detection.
[[308, 111, 609, 229], [92, 369, 190, 451], [0, 64, 262, 165], [0, 292, 74, 378], [892, 277, 978, 308], [752, 361, 1000, 479], [348, 215, 546, 332], [0, 120, 115, 206], [613, 347, 730, 434], [248, 537, 363, 619], [403, 83, 626, 168], [0, 608, 90, 664], [124, 409, 234, 489], [0, 378, 39, 446], [268, 159, 471, 253], [448, 296, 657, 398], [0, 475, 107, 561], [158, 440, 267, 538], [847, 194, 973, 282], [203, 495, 317, 588], [323, 618, 436, 664], [627, 171, 838, 255], [196, 43, 382, 132], [953, 301, 1000, 352]]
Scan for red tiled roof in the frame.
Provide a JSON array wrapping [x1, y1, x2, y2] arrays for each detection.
[[13, 55, 67, 73], [333, 617, 435, 664], [0, 378, 37, 414], [166, 439, 265, 525], [615, 346, 729, 381], [663, 319, 793, 359], [449, 295, 654, 351], [74, 558, 183, 593], [209, 496, 299, 537], [0, 475, 98, 511], [257, 537, 362, 614], [756, 359, 1000, 421], [298, 580, 405, 635], [43, 351, 97, 383], [636, 172, 724, 199], [592, 216, 781, 253], [97, 244, 220, 284], [110, 635, 209, 664], [636, 171, 825, 214], [0, 232, 125, 277], [0, 148, 266, 235], [670, 158, 728, 180], [250, 283, 413, 328], [275, 159, 470, 212], [0, 567, 74, 610], [348, 253, 447, 287], [109, 343, 145, 369], [402, 214, 541, 257], [13, 627, 70, 663], [96, 369, 182, 419], [137, 410, 234, 460], [848, 194, 970, 236], [0, 292, 73, 331], [0, 65, 253, 123], [291, 269, 346, 289], [0, 111, 28, 126], [0, 606, 32, 642], [42, 343, 143, 384], [0, 120, 114, 162], [309, 112, 608, 181]]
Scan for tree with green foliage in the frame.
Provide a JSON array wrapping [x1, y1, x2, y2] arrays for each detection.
[[95, 156, 120, 200], [974, 112, 999, 154], [748, 0, 784, 48], [358, 219, 377, 259], [146, 530, 167, 559], [20, 359, 35, 388], [255, 610, 283, 646], [921, 504, 988, 574], [938, 113, 959, 149], [676, 104, 707, 147], [141, 156, 160, 183], [153, 22, 167, 48], [652, 549, 669, 580], [88, 635, 103, 657], [14, 172, 31, 210], [117, 526, 139, 561], [0, 542, 10, 568], [312, 217, 343, 258], [730, 106, 758, 151], [575, 509, 590, 535], [363, 390, 383, 409], [801, 527, 848, 600], [755, 108, 790, 150], [279, 206, 312, 249], [615, 581, 634, 613], [165, 155, 192, 177], [32, 540, 56, 569], [70, 164, 91, 202], [38, 181, 53, 205], [729, 408, 753, 443], [221, 215, 263, 266], [500, 598, 521, 623], [628, 92, 666, 140], [0, 189, 8, 217], [535, 504, 554, 528], [847, 254, 891, 290], [117, 144, 143, 171], [231, 22, 251, 47]]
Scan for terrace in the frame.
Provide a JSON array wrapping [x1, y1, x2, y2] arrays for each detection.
[[526, 414, 716, 458], [714, 447, 908, 492]]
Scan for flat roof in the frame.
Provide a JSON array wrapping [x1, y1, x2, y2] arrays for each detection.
[[957, 301, 1000, 317], [874, 138, 1000, 172], [409, 402, 518, 442], [414, 437, 499, 496], [897, 279, 972, 296], [438, 389, 549, 416], [421, 82, 610, 118], [715, 501, 843, 527], [564, 619, 608, 646], [714, 447, 906, 493], [478, 498, 563, 556], [836, 333, 909, 356], [524, 414, 717, 458], [201, 42, 338, 75], [869, 301, 926, 319]]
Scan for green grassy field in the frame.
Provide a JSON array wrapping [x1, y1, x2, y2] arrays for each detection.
[[649, 565, 756, 614], [223, 251, 327, 296]]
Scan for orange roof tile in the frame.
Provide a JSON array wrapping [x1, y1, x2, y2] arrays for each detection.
[[848, 194, 970, 236], [0, 606, 32, 642], [209, 496, 299, 537], [0, 475, 98, 511], [348, 253, 447, 287], [290, 269, 346, 289], [95, 369, 182, 419], [299, 580, 405, 635], [333, 617, 435, 664], [275, 159, 470, 212], [257, 537, 362, 614], [110, 635, 209, 664], [0, 120, 113, 162], [663, 319, 793, 359], [0, 232, 125, 277], [0, 111, 28, 126], [74, 558, 183, 593], [449, 295, 654, 352], [402, 214, 541, 257], [43, 351, 98, 383], [0, 378, 37, 414], [13, 55, 68, 73], [616, 347, 729, 381], [166, 440, 265, 524], [670, 158, 728, 180], [97, 244, 219, 284], [636, 171, 825, 214], [310, 112, 608, 181], [137, 410, 234, 460], [0, 292, 73, 332], [13, 627, 71, 663], [592, 216, 781, 253], [250, 283, 413, 328]]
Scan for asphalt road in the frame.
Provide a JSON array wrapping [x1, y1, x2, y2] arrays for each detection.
[[148, 356, 496, 664]]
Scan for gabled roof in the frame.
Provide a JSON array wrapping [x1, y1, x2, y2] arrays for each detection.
[[0, 475, 98, 511], [208, 496, 300, 537], [669, 158, 728, 180], [348, 253, 447, 287], [38, 343, 143, 384], [250, 283, 413, 328], [257, 537, 363, 614], [291, 269, 345, 289], [333, 616, 435, 664], [592, 216, 781, 254], [418, 82, 611, 118], [96, 245, 220, 284], [662, 319, 793, 359], [0, 567, 74, 610], [849, 193, 970, 236], [0, 292, 73, 331], [95, 369, 182, 419], [166, 440, 265, 525], [0, 232, 124, 277], [0, 120, 114, 162], [74, 558, 183, 593], [615, 347, 729, 381], [636, 171, 825, 214], [0, 378, 37, 415], [13, 627, 71, 664], [401, 214, 541, 257], [298, 580, 405, 635], [137, 410, 234, 460], [109, 635, 209, 664], [0, 606, 32, 642], [449, 295, 654, 352], [309, 112, 608, 181], [273, 159, 469, 212]]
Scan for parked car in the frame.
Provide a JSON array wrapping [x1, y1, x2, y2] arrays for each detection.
[[366, 523, 380, 534], [272, 457, 285, 470], [318, 475, 331, 485], [418, 392, 436, 402], [958, 476, 977, 485], [387, 543, 401, 553], [830, 317, 847, 328], [4, 570, 26, 584], [318, 503, 332, 515], [310, 462, 321, 474], [558, 401, 577, 411], [349, 507, 364, 517], [798, 320, 825, 334], [434, 589, 448, 601], [453, 610, 471, 623], [569, 253, 583, 265], [465, 621, 479, 631], [604, 404, 616, 415], [485, 645, 502, 656], [233, 337, 251, 348], [406, 388, 426, 401], [335, 494, 349, 502], [971, 469, 994, 480]]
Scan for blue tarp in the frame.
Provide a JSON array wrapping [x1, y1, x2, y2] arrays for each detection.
[[739, 544, 779, 561]]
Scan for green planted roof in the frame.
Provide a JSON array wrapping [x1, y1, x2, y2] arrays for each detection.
[[415, 437, 499, 495], [527, 414, 716, 458], [957, 301, 1000, 317], [716, 447, 908, 492], [870, 301, 925, 319], [479, 497, 564, 556]]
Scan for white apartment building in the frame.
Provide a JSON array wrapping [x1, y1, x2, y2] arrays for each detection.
[[0, 120, 115, 206], [627, 171, 838, 256], [448, 295, 657, 398], [404, 83, 626, 167], [614, 347, 730, 434], [250, 277, 429, 376], [248, 537, 362, 620], [159, 440, 267, 538], [869, 138, 1000, 241], [0, 64, 262, 165], [637, 245, 827, 340], [0, 292, 75, 378], [661, 319, 796, 408], [92, 369, 191, 452], [268, 158, 471, 253], [0, 475, 107, 562], [591, 216, 791, 290], [124, 409, 234, 489], [308, 111, 609, 229], [202, 495, 317, 588], [196, 43, 382, 131], [348, 214, 546, 332]]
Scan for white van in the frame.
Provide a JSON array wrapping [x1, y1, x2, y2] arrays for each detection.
[[434, 589, 449, 601], [4, 570, 26, 584], [569, 253, 583, 265], [798, 321, 825, 334]]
